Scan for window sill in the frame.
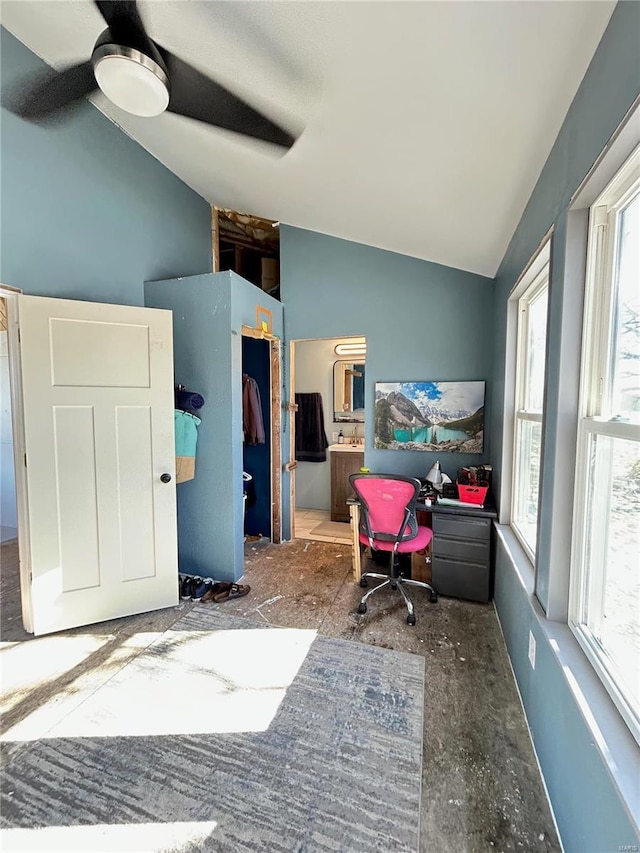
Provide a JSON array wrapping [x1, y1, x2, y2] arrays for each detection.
[[494, 523, 640, 836], [495, 523, 535, 595]]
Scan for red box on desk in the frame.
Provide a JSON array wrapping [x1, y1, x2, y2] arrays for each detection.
[[457, 483, 488, 505]]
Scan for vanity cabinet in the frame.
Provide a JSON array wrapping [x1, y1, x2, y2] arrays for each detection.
[[331, 449, 364, 522], [430, 507, 495, 602]]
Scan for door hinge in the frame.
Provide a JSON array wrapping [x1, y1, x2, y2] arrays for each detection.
[[24, 452, 27, 467], [17, 327, 21, 343]]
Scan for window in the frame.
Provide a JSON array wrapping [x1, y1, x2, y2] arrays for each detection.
[[570, 145, 640, 744], [511, 257, 550, 559]]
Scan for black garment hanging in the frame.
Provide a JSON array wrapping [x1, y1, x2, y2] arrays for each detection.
[[295, 393, 329, 463]]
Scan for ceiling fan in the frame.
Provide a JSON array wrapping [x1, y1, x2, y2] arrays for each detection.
[[4, 0, 296, 148]]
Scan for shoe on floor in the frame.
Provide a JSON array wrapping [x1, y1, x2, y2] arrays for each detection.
[[201, 582, 231, 603], [213, 583, 251, 603], [192, 578, 213, 601], [180, 576, 196, 600]]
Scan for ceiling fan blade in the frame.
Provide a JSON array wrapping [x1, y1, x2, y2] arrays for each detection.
[[95, 1, 144, 32], [156, 47, 296, 149], [3, 62, 97, 121]]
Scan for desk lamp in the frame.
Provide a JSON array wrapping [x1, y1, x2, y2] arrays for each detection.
[[426, 460, 443, 493]]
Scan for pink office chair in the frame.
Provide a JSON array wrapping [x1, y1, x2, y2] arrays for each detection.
[[350, 473, 437, 625]]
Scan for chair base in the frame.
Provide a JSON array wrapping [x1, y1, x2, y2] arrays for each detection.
[[357, 570, 438, 625]]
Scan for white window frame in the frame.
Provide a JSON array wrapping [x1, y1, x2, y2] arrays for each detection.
[[569, 143, 640, 745], [509, 252, 550, 563]]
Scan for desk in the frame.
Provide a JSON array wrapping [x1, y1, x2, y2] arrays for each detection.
[[348, 497, 497, 601]]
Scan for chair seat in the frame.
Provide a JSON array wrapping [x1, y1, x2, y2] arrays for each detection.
[[359, 525, 432, 553]]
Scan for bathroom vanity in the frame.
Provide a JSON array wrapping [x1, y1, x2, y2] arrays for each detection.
[[329, 445, 364, 522]]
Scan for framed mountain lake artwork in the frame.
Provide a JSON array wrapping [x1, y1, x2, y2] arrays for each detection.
[[374, 381, 485, 452]]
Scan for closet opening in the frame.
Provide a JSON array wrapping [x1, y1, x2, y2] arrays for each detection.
[[242, 328, 282, 546]]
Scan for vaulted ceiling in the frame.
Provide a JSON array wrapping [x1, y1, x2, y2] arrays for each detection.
[[1, 1, 616, 277]]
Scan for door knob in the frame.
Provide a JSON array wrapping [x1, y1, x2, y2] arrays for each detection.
[[160, 473, 172, 483]]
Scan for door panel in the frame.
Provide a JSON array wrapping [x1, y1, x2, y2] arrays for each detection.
[[18, 295, 178, 635], [54, 405, 101, 591]]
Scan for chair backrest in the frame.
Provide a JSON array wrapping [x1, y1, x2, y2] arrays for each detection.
[[349, 473, 421, 544]]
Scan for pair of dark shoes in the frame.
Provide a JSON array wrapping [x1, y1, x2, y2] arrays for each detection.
[[180, 575, 214, 601], [201, 582, 251, 603], [179, 575, 251, 603]]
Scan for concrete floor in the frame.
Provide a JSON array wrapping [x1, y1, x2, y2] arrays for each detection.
[[1, 536, 561, 852]]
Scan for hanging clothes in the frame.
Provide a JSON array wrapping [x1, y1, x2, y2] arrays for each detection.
[[175, 387, 205, 415], [174, 409, 201, 483], [243, 373, 265, 445], [295, 392, 329, 463]]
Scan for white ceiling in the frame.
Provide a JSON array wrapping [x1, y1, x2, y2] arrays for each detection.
[[1, 1, 616, 277]]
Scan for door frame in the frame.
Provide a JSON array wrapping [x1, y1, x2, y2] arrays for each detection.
[[288, 336, 367, 540], [0, 284, 33, 632]]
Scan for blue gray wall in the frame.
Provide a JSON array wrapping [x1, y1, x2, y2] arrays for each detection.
[[0, 28, 211, 304], [145, 272, 283, 582], [280, 227, 494, 536], [490, 2, 640, 850]]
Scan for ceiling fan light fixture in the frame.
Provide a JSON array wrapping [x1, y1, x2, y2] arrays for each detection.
[[93, 45, 169, 117]]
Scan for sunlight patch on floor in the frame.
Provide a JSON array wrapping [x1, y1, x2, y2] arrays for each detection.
[[1, 635, 108, 715], [2, 627, 317, 742], [0, 820, 218, 852]]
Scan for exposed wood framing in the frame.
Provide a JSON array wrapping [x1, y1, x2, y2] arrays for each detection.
[[350, 503, 362, 582], [235, 245, 243, 273], [211, 207, 219, 272], [289, 339, 296, 540], [240, 324, 279, 341], [270, 339, 282, 544]]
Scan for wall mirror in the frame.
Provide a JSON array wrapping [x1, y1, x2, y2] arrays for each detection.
[[333, 360, 365, 422]]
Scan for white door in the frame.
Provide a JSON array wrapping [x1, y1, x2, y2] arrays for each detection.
[[17, 295, 178, 635]]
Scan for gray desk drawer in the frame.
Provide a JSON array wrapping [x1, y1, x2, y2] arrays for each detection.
[[433, 536, 489, 564], [432, 514, 491, 541], [432, 555, 490, 603]]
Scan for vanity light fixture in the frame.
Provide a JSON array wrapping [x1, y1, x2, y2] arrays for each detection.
[[335, 343, 366, 357]]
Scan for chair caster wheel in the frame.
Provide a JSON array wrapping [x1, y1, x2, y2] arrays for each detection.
[[390, 583, 397, 590], [429, 592, 438, 604], [407, 614, 416, 626], [359, 578, 368, 588], [357, 603, 367, 614]]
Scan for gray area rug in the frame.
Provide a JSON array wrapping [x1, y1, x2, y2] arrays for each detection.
[[1, 608, 424, 852]]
